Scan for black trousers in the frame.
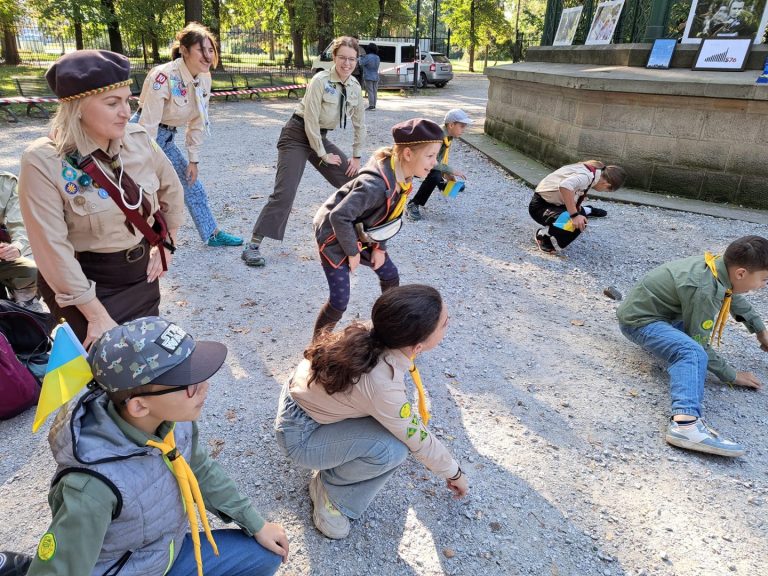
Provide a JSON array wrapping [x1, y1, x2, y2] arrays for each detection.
[[409, 168, 444, 207], [528, 193, 582, 249]]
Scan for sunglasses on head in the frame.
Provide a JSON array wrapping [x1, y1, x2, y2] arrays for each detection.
[[126, 382, 200, 402]]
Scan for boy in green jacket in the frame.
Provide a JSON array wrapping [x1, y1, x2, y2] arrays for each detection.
[[617, 235, 768, 457]]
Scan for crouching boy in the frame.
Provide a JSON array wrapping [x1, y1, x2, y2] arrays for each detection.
[[617, 236, 768, 457], [27, 317, 289, 575]]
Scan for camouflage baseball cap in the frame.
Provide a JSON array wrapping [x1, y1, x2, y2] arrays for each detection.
[[89, 316, 227, 392]]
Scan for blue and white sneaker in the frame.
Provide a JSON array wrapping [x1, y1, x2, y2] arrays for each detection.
[[666, 419, 745, 457]]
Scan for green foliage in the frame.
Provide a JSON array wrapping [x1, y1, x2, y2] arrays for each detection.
[[442, 0, 514, 56]]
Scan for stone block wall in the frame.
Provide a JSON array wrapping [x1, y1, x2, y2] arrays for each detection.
[[485, 65, 768, 209]]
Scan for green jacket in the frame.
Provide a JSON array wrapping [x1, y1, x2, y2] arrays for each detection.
[[617, 254, 765, 383], [0, 171, 30, 256], [433, 128, 456, 176]]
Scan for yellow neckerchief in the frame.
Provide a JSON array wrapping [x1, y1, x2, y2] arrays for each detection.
[[704, 251, 732, 347], [387, 155, 412, 222], [441, 136, 451, 165], [409, 355, 431, 425], [146, 428, 219, 576]]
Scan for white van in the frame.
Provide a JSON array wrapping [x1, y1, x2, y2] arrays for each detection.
[[311, 39, 429, 88]]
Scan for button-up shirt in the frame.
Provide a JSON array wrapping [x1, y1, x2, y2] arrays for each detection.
[[0, 171, 30, 256]]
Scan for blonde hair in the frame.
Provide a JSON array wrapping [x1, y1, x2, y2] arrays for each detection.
[[332, 36, 359, 57], [172, 22, 219, 69], [49, 99, 88, 157]]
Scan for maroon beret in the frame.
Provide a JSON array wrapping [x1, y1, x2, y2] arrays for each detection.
[[391, 118, 444, 145], [46, 50, 131, 102]]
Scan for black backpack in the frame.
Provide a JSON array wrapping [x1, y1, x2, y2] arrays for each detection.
[[0, 299, 54, 381]]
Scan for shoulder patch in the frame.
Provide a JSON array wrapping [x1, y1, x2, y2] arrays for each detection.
[[702, 319, 714, 330], [155, 72, 168, 84], [37, 532, 56, 561]]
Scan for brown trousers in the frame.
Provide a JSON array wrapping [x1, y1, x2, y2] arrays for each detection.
[[252, 115, 352, 241], [38, 242, 160, 343]]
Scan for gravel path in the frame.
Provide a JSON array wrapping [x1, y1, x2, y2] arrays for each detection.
[[1, 75, 767, 576]]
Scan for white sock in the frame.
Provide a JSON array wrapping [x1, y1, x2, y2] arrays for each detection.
[[582, 206, 592, 216]]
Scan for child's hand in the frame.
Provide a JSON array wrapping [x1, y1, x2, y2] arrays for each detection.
[[371, 248, 386, 270], [453, 170, 466, 180], [734, 371, 762, 390], [255, 522, 290, 562]]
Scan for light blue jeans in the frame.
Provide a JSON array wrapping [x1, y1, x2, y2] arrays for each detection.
[[129, 113, 218, 241], [167, 529, 282, 576], [274, 384, 408, 519], [620, 321, 708, 418]]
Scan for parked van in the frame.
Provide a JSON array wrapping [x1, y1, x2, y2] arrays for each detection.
[[311, 39, 429, 89]]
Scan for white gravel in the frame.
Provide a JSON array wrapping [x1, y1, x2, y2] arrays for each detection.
[[1, 75, 767, 576]]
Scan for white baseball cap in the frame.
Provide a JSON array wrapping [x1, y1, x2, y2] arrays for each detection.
[[444, 109, 473, 125]]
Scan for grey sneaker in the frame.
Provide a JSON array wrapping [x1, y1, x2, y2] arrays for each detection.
[[406, 203, 422, 221], [241, 242, 266, 267], [309, 472, 350, 539], [666, 419, 745, 457]]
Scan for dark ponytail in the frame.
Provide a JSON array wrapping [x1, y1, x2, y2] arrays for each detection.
[[306, 285, 443, 394]]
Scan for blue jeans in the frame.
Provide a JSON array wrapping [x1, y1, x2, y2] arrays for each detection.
[[274, 385, 408, 519], [620, 321, 708, 418], [129, 113, 218, 241], [167, 529, 282, 576]]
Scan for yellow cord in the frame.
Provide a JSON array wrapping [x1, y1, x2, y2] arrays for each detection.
[[409, 358, 431, 425], [704, 251, 732, 347]]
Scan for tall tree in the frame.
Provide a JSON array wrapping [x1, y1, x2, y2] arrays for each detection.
[[315, 0, 333, 53], [0, 0, 22, 65], [185, 0, 203, 23], [442, 0, 512, 71], [100, 0, 123, 53]]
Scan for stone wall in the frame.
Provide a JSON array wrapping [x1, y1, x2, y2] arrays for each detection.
[[485, 63, 768, 209]]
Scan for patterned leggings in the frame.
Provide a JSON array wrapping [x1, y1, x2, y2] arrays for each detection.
[[322, 251, 399, 311]]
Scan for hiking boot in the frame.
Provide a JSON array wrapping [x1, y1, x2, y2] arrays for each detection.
[[309, 472, 350, 539], [406, 203, 423, 221], [241, 243, 266, 267], [207, 230, 244, 247], [584, 205, 607, 217], [666, 419, 745, 457], [534, 229, 556, 254]]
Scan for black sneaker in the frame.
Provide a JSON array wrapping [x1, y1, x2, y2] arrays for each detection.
[[584, 205, 607, 217], [406, 203, 423, 221], [534, 229, 556, 253]]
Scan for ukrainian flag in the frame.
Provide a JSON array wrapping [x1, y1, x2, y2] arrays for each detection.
[[33, 323, 92, 432]]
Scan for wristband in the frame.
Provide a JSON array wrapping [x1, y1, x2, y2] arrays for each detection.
[[569, 212, 579, 218], [448, 467, 463, 481]]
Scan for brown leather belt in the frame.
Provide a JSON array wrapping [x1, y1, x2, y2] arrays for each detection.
[[76, 239, 149, 264], [292, 114, 328, 136]]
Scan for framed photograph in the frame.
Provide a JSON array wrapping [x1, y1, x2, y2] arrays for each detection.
[[646, 38, 678, 68], [692, 37, 753, 70], [585, 0, 625, 45], [682, 0, 768, 45], [554, 6, 584, 46]]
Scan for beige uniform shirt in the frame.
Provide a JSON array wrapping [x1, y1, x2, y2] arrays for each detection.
[[535, 162, 601, 205], [137, 58, 211, 163], [18, 124, 184, 308], [0, 171, 30, 256], [289, 350, 459, 479], [295, 66, 365, 160]]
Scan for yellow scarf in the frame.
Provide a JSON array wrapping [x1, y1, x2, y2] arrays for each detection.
[[704, 251, 732, 347], [409, 357, 431, 425], [441, 137, 451, 165], [146, 429, 218, 576], [388, 156, 412, 221]]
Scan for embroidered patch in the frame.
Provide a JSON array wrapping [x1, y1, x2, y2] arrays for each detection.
[[399, 403, 411, 418], [407, 427, 417, 439], [154, 323, 188, 353], [153, 82, 162, 91], [37, 532, 56, 561], [98, 188, 110, 199], [419, 430, 428, 442], [702, 319, 714, 330], [62, 166, 77, 181], [64, 182, 79, 195], [324, 81, 337, 95], [155, 72, 168, 84]]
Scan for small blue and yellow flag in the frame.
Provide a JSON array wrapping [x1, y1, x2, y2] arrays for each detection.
[[33, 323, 92, 432]]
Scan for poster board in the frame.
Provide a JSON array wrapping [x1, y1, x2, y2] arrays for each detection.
[[585, 0, 625, 45], [646, 38, 678, 68], [682, 0, 768, 45], [692, 37, 753, 69], [554, 6, 584, 46]]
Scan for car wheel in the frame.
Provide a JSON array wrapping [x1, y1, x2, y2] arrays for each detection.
[[417, 72, 427, 89]]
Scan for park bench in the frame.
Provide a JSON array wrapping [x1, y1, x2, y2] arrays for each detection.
[[13, 77, 55, 118], [130, 72, 148, 96], [0, 89, 19, 123], [270, 71, 304, 99], [240, 72, 274, 99]]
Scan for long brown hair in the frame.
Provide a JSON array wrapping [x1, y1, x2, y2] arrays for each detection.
[[172, 22, 219, 68], [583, 159, 626, 190], [305, 285, 443, 395]]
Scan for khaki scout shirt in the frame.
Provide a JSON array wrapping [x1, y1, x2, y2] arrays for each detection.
[[0, 171, 30, 256], [535, 162, 601, 205], [295, 66, 365, 160], [137, 58, 211, 163], [289, 350, 460, 479], [18, 124, 184, 309]]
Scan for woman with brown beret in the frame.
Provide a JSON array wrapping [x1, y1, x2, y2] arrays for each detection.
[[18, 50, 184, 347]]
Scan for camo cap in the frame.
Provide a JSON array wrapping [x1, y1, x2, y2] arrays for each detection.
[[89, 316, 227, 392]]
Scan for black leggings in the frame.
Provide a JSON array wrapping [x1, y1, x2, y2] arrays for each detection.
[[528, 193, 583, 249], [409, 169, 444, 207]]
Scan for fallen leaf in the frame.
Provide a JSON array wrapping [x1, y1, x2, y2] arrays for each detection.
[[241, 299, 258, 308], [209, 438, 225, 459], [628, 388, 639, 397], [225, 409, 237, 422], [175, 300, 188, 307], [570, 319, 585, 326], [489, 521, 502, 532], [442, 548, 456, 558]]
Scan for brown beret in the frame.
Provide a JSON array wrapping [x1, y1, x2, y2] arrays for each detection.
[[391, 118, 444, 145], [46, 50, 132, 102]]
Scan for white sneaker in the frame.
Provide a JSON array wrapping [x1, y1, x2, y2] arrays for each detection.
[[666, 419, 745, 457], [309, 472, 350, 539]]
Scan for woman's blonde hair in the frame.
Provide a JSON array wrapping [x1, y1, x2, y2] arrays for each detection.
[[49, 99, 88, 157]]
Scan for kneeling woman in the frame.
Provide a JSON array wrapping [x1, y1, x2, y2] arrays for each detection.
[[275, 285, 469, 539]]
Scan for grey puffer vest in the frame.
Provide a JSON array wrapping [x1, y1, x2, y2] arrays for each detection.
[[49, 389, 192, 576]]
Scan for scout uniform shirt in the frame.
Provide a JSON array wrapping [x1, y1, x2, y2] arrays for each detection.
[[0, 171, 30, 257], [137, 58, 212, 163], [535, 162, 601, 206], [295, 65, 365, 161], [289, 349, 460, 479], [617, 254, 765, 383], [18, 125, 184, 309]]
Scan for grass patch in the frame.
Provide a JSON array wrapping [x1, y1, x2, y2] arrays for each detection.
[[0, 65, 47, 94]]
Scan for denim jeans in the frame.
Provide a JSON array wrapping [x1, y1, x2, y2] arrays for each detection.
[[619, 321, 708, 418], [167, 529, 282, 576], [129, 113, 218, 241], [274, 384, 408, 519]]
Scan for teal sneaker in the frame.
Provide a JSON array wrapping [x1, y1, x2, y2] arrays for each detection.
[[207, 230, 244, 247], [666, 419, 745, 457]]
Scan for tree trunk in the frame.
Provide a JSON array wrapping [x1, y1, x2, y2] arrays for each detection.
[[269, 32, 275, 61], [100, 0, 124, 54], [468, 0, 476, 72], [210, 0, 224, 70], [376, 0, 386, 38], [286, 2, 305, 67], [1, 26, 20, 66], [74, 5, 84, 50], [315, 0, 334, 54], [184, 0, 203, 24]]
